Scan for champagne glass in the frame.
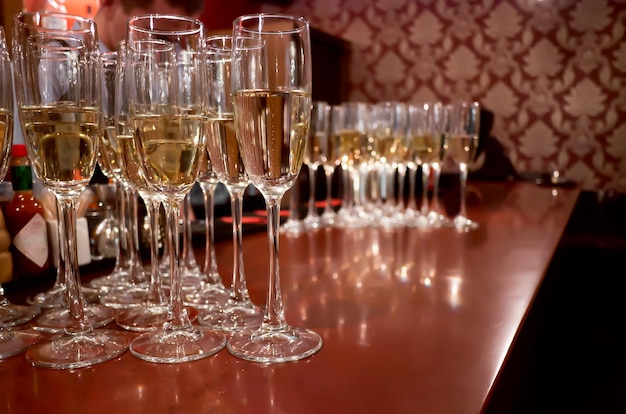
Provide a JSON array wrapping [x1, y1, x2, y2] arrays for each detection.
[[0, 25, 42, 359], [198, 35, 262, 331], [97, 49, 152, 309], [424, 102, 448, 228], [444, 101, 480, 232], [316, 102, 336, 226], [302, 101, 330, 229], [125, 14, 225, 362], [370, 101, 408, 228], [331, 102, 370, 228], [88, 51, 136, 292], [13, 11, 128, 368], [405, 102, 443, 228], [110, 41, 171, 331], [228, 13, 323, 362]]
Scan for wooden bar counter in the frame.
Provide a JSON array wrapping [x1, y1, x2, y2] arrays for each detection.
[[0, 180, 580, 414]]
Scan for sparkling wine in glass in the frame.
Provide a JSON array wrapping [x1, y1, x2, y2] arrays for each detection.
[[228, 13, 323, 363], [13, 11, 128, 369], [125, 14, 225, 362], [444, 101, 480, 232]]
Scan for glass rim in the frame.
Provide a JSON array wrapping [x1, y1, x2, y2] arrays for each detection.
[[128, 14, 204, 37], [14, 11, 96, 35], [233, 13, 309, 35]]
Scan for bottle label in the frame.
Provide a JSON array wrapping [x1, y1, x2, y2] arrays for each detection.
[[12, 213, 49, 268]]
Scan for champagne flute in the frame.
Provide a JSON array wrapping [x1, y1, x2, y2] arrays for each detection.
[[98, 49, 152, 309], [424, 102, 449, 228], [444, 101, 480, 231], [198, 35, 263, 331], [405, 102, 443, 228], [302, 101, 330, 229], [228, 13, 323, 362], [371, 101, 408, 228], [110, 41, 171, 331], [125, 14, 225, 362], [0, 25, 42, 359], [316, 102, 336, 226], [13, 11, 128, 368], [331, 102, 370, 228]]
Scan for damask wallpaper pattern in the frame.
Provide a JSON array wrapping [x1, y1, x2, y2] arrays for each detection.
[[263, 0, 626, 192]]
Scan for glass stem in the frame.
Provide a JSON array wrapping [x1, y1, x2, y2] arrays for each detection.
[[262, 197, 288, 331], [459, 162, 468, 219], [288, 183, 299, 222], [181, 194, 198, 271], [323, 166, 334, 215], [146, 197, 164, 304], [351, 166, 361, 211], [228, 189, 250, 304], [406, 163, 417, 211], [200, 182, 220, 285], [340, 165, 350, 212], [56, 201, 68, 307], [126, 188, 144, 284], [163, 198, 189, 329], [431, 161, 442, 216], [384, 163, 396, 212], [396, 163, 407, 212], [421, 163, 431, 216], [58, 195, 90, 334], [113, 181, 130, 274], [307, 164, 318, 218]]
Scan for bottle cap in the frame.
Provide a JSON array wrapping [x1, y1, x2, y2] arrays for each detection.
[[11, 144, 28, 158]]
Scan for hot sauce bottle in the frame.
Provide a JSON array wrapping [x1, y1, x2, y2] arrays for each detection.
[[5, 144, 49, 277]]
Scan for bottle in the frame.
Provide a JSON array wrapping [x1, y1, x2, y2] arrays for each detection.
[[5, 144, 49, 278]]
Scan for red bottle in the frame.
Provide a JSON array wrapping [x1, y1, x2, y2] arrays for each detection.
[[5, 144, 49, 278]]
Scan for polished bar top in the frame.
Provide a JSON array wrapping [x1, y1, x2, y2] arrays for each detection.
[[0, 181, 580, 414]]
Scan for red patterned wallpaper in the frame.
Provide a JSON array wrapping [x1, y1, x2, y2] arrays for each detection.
[[262, 0, 626, 192]]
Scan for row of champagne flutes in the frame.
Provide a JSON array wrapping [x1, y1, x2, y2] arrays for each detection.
[[1, 11, 322, 368], [283, 100, 481, 233]]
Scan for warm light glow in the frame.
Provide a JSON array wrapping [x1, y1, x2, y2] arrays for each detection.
[[447, 276, 463, 308]]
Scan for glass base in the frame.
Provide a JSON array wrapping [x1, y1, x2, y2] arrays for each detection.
[[427, 211, 451, 228], [26, 329, 129, 369], [320, 209, 336, 226], [0, 330, 41, 359], [280, 218, 305, 235], [184, 285, 229, 309], [453, 215, 478, 232], [227, 325, 323, 363], [31, 304, 116, 333], [130, 326, 225, 363], [87, 272, 130, 292], [99, 287, 151, 309], [198, 302, 263, 332], [0, 304, 40, 327], [116, 305, 198, 332], [303, 214, 323, 230], [27, 286, 100, 309]]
